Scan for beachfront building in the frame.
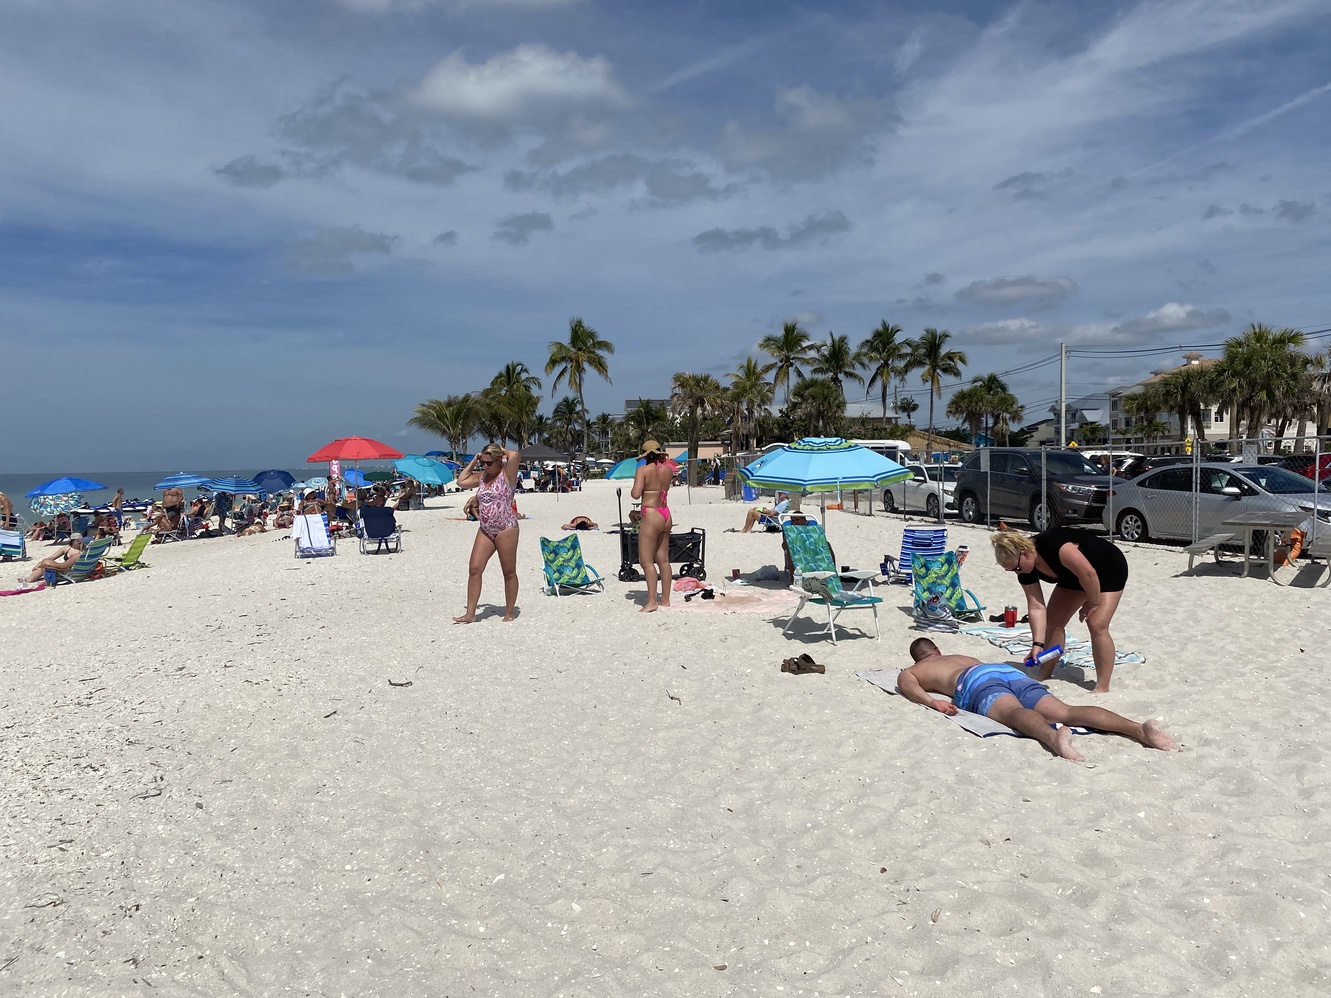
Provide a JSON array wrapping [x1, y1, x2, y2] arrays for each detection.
[[1106, 352, 1235, 444]]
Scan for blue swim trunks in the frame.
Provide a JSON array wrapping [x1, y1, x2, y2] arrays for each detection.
[[954, 664, 1050, 717]]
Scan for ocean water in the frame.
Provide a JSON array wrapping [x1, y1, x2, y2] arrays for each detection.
[[0, 464, 401, 512]]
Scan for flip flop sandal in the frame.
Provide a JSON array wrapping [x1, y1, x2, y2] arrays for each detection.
[[794, 653, 826, 675], [780, 658, 799, 673]]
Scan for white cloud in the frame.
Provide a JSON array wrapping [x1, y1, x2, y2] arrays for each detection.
[[959, 318, 1057, 345], [411, 44, 629, 122]]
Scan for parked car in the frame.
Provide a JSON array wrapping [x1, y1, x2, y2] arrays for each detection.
[[1117, 453, 1198, 479], [882, 463, 960, 518], [954, 448, 1109, 531], [1104, 463, 1331, 542], [1276, 453, 1331, 486]]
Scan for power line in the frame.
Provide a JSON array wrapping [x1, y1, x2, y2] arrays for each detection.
[[1069, 324, 1331, 357]]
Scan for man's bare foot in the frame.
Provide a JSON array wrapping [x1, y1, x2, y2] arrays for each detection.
[[1052, 726, 1086, 762], [452, 613, 476, 624], [1141, 719, 1179, 751]]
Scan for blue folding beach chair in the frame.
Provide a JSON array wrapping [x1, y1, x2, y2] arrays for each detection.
[[884, 527, 948, 587], [358, 506, 402, 554]]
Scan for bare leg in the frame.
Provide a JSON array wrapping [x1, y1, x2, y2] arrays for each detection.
[[638, 514, 667, 612], [492, 526, 520, 621], [454, 530, 497, 623], [1084, 590, 1123, 693], [987, 695, 1086, 762], [1035, 586, 1084, 682], [655, 517, 673, 607], [741, 509, 759, 532], [1035, 696, 1178, 750]]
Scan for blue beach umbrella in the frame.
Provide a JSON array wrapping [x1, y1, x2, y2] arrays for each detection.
[[394, 456, 455, 486], [341, 468, 371, 488], [305, 476, 328, 488], [155, 473, 210, 490], [253, 469, 296, 495], [25, 477, 108, 497], [209, 476, 261, 493], [424, 450, 447, 457], [739, 437, 911, 493], [605, 457, 638, 480], [29, 493, 85, 516]]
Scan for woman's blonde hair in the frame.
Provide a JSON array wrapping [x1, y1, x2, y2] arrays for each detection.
[[990, 530, 1035, 566], [480, 443, 505, 461]]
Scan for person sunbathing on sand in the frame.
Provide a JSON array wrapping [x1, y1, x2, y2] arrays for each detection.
[[562, 515, 597, 530], [898, 638, 1178, 762], [20, 535, 84, 586]]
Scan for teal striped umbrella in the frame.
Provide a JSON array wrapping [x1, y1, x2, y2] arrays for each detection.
[[739, 437, 911, 492]]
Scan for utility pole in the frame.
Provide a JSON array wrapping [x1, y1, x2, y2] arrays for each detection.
[[1059, 342, 1067, 446]]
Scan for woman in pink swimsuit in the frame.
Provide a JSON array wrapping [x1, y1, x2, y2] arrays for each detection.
[[631, 439, 674, 612], [454, 443, 522, 622]]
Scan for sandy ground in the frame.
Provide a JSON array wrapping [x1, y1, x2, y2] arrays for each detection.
[[2, 479, 1329, 997]]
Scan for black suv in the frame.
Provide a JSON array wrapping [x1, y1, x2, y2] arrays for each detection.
[[955, 448, 1109, 531]]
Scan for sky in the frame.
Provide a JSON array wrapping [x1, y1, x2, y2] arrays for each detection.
[[4, 0, 1331, 470]]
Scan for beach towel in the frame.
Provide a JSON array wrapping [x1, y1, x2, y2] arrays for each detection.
[[669, 583, 801, 615], [1, 584, 46, 597], [959, 625, 1145, 668], [855, 669, 1092, 739]]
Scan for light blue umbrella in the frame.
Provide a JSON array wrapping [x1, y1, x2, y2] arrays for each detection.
[[605, 452, 689, 480], [342, 468, 371, 488], [739, 437, 912, 492], [394, 456, 455, 486], [209, 476, 261, 493], [155, 473, 210, 490], [26, 477, 108, 497], [305, 476, 328, 488], [30, 493, 84, 516]]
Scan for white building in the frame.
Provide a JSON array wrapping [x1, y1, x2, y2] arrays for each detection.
[[1105, 352, 1235, 442]]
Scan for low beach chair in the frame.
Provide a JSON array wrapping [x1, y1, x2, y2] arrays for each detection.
[[109, 532, 153, 572], [48, 536, 115, 585], [911, 552, 985, 626], [293, 514, 337, 558], [539, 535, 604, 596], [0, 527, 25, 562], [358, 506, 402, 554], [884, 527, 948, 587], [781, 521, 882, 643]]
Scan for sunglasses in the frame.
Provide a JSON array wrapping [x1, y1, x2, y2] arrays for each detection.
[[480, 459, 495, 467]]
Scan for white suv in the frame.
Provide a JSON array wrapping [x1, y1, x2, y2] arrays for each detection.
[[883, 463, 960, 518]]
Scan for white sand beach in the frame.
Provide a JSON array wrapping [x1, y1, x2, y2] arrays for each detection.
[[3, 480, 1329, 996]]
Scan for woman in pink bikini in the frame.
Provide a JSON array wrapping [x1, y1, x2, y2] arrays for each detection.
[[454, 443, 522, 623], [631, 439, 674, 612]]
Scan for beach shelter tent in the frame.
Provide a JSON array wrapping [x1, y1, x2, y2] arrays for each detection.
[[394, 456, 455, 487], [365, 471, 394, 482], [521, 443, 570, 462], [26, 477, 108, 497], [307, 436, 404, 463], [739, 437, 911, 517]]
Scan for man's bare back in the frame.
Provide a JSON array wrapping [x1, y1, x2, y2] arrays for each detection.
[[899, 651, 982, 708]]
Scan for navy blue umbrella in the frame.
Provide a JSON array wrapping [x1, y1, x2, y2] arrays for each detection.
[[209, 476, 261, 493], [252, 469, 296, 495], [26, 476, 109, 497]]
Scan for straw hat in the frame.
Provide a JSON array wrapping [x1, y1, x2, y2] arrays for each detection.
[[639, 439, 666, 457]]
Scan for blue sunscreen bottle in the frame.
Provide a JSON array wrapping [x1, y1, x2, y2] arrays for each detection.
[[1032, 644, 1063, 666]]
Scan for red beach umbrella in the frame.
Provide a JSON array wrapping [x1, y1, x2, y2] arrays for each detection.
[[306, 436, 405, 463]]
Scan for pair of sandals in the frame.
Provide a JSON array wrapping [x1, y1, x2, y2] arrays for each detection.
[[780, 653, 825, 675], [683, 587, 717, 601]]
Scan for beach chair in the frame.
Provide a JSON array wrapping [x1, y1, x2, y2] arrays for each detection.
[[358, 506, 402, 555], [48, 537, 115, 585], [781, 521, 882, 643], [883, 527, 948, 586], [293, 514, 337, 558], [539, 534, 605, 596], [109, 532, 153, 572], [911, 552, 985, 626], [0, 527, 25, 562]]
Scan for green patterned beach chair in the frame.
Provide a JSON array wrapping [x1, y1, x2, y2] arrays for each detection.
[[781, 521, 882, 643], [540, 534, 604, 596], [48, 536, 114, 585], [109, 532, 153, 572], [911, 552, 985, 624]]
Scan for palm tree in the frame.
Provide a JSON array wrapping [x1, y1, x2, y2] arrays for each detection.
[[895, 396, 919, 425], [809, 331, 865, 398], [905, 328, 968, 445], [1212, 323, 1307, 438], [529, 413, 551, 444], [623, 398, 671, 444], [483, 362, 543, 445], [589, 412, 615, 455], [945, 384, 988, 443], [545, 317, 615, 456], [788, 376, 845, 437], [1154, 364, 1217, 442], [549, 396, 585, 452], [858, 321, 911, 420], [759, 321, 815, 405], [1121, 386, 1166, 444], [990, 393, 1024, 445], [670, 372, 726, 486], [407, 394, 478, 458], [727, 357, 775, 454]]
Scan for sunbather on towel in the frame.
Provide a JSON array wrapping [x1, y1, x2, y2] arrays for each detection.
[[20, 535, 84, 586], [898, 638, 1177, 762]]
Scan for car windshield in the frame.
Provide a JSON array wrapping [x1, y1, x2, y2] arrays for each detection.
[[1234, 466, 1317, 494], [934, 465, 961, 483], [1043, 452, 1103, 476]]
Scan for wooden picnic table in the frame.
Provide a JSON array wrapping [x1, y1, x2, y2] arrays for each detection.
[[1220, 510, 1308, 585]]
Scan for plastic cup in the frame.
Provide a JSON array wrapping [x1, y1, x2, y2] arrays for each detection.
[[731, 568, 740, 580], [957, 545, 969, 564]]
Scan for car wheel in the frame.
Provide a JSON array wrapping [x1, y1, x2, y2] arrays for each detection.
[[1116, 509, 1148, 542], [959, 493, 982, 524], [882, 489, 896, 513], [1029, 496, 1054, 532], [926, 493, 940, 519]]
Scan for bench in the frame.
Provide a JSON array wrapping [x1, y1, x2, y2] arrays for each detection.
[[1186, 532, 1236, 572]]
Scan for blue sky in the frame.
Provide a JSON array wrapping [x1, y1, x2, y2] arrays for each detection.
[[4, 0, 1330, 470]]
